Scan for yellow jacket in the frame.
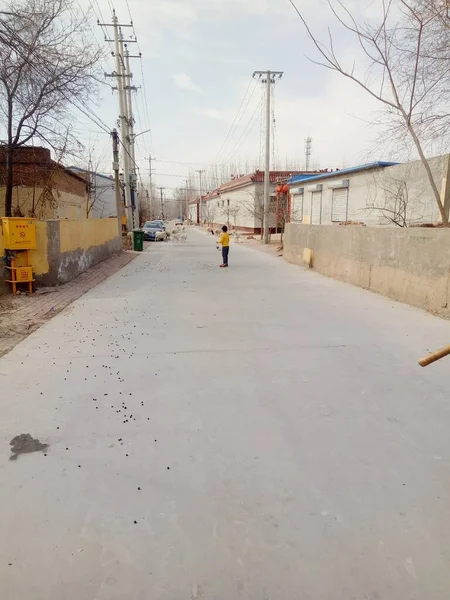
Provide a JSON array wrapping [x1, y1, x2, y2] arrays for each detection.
[[218, 232, 230, 247]]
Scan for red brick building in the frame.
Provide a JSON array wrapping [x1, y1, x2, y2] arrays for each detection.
[[0, 147, 89, 219]]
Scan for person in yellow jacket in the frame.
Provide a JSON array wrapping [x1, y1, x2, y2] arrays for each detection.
[[217, 225, 230, 268]]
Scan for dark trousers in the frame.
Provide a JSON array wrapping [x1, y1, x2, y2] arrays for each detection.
[[222, 246, 229, 265]]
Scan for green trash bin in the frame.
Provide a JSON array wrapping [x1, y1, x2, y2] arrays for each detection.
[[133, 229, 144, 252]]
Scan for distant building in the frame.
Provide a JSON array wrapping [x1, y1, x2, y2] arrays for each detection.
[[191, 170, 321, 232], [0, 147, 89, 219], [287, 155, 450, 226], [68, 167, 116, 219]]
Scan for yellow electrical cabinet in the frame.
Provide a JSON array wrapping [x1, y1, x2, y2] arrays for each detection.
[[15, 266, 34, 283], [1, 217, 36, 250]]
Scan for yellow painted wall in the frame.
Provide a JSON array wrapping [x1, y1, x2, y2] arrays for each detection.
[[30, 222, 50, 275], [0, 220, 4, 259], [1, 218, 120, 292], [55, 192, 88, 220], [0, 187, 88, 220], [59, 218, 118, 254]]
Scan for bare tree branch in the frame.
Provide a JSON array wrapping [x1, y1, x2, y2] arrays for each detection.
[[288, 0, 450, 225], [0, 0, 103, 216]]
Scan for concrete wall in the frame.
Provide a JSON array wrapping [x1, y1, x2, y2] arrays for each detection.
[[284, 223, 450, 316], [1, 218, 121, 292], [289, 155, 450, 227]]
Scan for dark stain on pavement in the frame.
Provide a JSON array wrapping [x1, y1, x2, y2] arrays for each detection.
[[9, 434, 48, 461]]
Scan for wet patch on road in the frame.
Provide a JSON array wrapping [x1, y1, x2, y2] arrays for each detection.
[[9, 434, 48, 461]]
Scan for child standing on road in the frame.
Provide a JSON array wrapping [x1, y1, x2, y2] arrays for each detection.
[[217, 225, 230, 268]]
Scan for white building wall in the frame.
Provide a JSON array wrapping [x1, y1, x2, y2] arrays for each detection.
[[203, 181, 280, 231], [90, 174, 116, 218], [290, 154, 449, 227], [188, 203, 198, 223]]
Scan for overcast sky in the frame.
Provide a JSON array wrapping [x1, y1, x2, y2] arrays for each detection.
[[78, 0, 401, 194]]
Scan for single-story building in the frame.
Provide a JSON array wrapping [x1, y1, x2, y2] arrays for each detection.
[[68, 167, 117, 219], [287, 154, 450, 226], [0, 146, 89, 219], [190, 169, 321, 232]]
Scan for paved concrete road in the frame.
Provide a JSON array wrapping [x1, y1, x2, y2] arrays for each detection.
[[2, 229, 450, 600]]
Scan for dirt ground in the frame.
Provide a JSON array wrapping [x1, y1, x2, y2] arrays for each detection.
[[0, 252, 137, 358]]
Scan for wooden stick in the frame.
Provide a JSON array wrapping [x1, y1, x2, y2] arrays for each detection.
[[418, 345, 450, 367]]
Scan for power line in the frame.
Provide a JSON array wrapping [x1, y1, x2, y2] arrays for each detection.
[[71, 100, 111, 135], [221, 96, 264, 165], [212, 76, 258, 164], [71, 96, 146, 190]]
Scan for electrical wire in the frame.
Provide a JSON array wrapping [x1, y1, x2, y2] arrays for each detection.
[[222, 96, 264, 166], [212, 76, 258, 165], [71, 100, 111, 135], [152, 172, 225, 180]]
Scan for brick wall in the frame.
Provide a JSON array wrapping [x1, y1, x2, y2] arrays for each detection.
[[0, 146, 88, 217]]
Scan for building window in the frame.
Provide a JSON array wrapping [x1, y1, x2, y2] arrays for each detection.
[[227, 199, 230, 206]]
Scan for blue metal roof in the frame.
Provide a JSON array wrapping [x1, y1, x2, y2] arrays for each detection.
[[288, 161, 399, 185], [68, 166, 114, 182]]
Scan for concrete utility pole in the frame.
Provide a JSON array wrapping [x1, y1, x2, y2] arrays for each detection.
[[100, 11, 140, 231], [123, 43, 136, 226], [253, 70, 283, 244], [123, 44, 142, 227], [111, 129, 122, 237], [196, 169, 205, 225], [157, 186, 165, 220], [185, 179, 189, 221], [145, 155, 155, 217]]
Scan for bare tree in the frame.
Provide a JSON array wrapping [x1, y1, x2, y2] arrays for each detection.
[[203, 201, 217, 228], [0, 0, 102, 216], [290, 0, 450, 225], [366, 179, 410, 227], [268, 192, 290, 248], [365, 167, 426, 226], [74, 146, 115, 219], [225, 205, 240, 229], [173, 187, 187, 220], [241, 189, 265, 238]]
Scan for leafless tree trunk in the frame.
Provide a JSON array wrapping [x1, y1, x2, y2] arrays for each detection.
[[0, 0, 102, 216], [241, 188, 265, 237], [228, 206, 240, 229], [289, 0, 450, 225]]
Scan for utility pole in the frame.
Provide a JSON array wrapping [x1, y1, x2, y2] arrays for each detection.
[[111, 129, 122, 237], [100, 11, 140, 231], [145, 155, 155, 218], [253, 70, 283, 244], [123, 43, 141, 227], [157, 186, 165, 220], [185, 179, 189, 222], [196, 169, 205, 225]]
